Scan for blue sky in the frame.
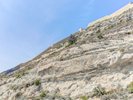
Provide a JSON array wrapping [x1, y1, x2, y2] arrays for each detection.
[[0, 0, 131, 73]]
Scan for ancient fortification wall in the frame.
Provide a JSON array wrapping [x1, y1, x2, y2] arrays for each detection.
[[87, 2, 133, 27], [87, 15, 110, 27]]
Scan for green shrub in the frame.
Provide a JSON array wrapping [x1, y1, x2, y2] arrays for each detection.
[[21, 72, 25, 76], [80, 95, 89, 100], [40, 91, 46, 99], [127, 81, 133, 94], [68, 97, 72, 100], [110, 49, 115, 52], [34, 79, 41, 86], [16, 74, 21, 78], [97, 34, 103, 39], [93, 84, 107, 97], [96, 29, 100, 33], [16, 72, 26, 79], [68, 34, 76, 45], [90, 33, 94, 36], [35, 96, 41, 100], [128, 87, 133, 93], [55, 88, 60, 94], [65, 42, 71, 48]]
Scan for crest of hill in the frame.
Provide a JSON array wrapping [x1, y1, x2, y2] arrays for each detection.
[[87, 2, 133, 27]]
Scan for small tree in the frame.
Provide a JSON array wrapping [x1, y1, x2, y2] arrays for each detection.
[[68, 34, 76, 45]]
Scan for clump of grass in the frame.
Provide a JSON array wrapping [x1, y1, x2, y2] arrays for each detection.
[[121, 68, 128, 74], [96, 29, 100, 33], [119, 46, 125, 52], [80, 95, 89, 100], [16, 72, 26, 79], [34, 79, 41, 86], [55, 44, 63, 49], [110, 49, 115, 52], [97, 34, 103, 39], [40, 91, 47, 99], [15, 92, 22, 98], [0, 81, 7, 86], [55, 88, 60, 94], [65, 42, 72, 48], [90, 33, 94, 36], [56, 94, 63, 98], [10, 84, 19, 90], [127, 82, 133, 89], [93, 84, 107, 97]]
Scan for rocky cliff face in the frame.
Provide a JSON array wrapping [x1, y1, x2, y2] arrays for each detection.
[[1, 3, 133, 100]]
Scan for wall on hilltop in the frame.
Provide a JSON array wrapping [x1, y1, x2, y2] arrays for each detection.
[[87, 2, 133, 27], [87, 15, 110, 27]]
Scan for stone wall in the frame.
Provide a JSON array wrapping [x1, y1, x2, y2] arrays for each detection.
[[87, 15, 110, 27], [87, 2, 133, 27]]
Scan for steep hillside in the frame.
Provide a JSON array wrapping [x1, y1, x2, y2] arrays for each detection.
[[1, 2, 133, 100]]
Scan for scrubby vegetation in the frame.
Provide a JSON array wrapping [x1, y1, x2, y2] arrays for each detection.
[[34, 79, 41, 86], [121, 68, 128, 74], [80, 95, 89, 100], [16, 72, 27, 78], [93, 84, 107, 97], [97, 33, 103, 39], [40, 91, 47, 99], [68, 34, 76, 45]]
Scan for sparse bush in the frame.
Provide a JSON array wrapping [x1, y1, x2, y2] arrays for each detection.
[[59, 56, 64, 61], [25, 83, 30, 88], [65, 42, 71, 48], [119, 46, 125, 52], [68, 97, 72, 100], [93, 84, 107, 97], [16, 74, 21, 78], [56, 44, 63, 49], [128, 87, 133, 93], [90, 33, 94, 36], [110, 49, 115, 52], [55, 88, 60, 94], [68, 34, 76, 45], [101, 93, 117, 100], [10, 84, 19, 90], [97, 34, 103, 39], [34, 79, 41, 86], [16, 72, 26, 79], [15, 92, 22, 98], [0, 81, 7, 86], [56, 94, 63, 98], [35, 96, 41, 100], [127, 81, 133, 93], [80, 95, 89, 100], [121, 68, 128, 74], [51, 51, 57, 55], [127, 81, 133, 88], [96, 29, 100, 33], [40, 91, 46, 99]]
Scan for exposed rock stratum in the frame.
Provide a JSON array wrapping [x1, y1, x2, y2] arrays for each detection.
[[1, 2, 133, 100]]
